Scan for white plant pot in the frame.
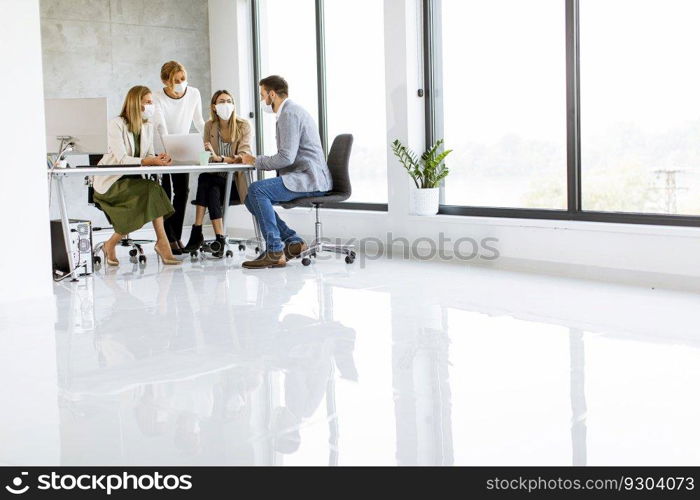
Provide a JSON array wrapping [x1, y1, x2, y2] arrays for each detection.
[[410, 187, 440, 216]]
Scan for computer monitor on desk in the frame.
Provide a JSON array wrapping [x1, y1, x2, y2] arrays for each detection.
[[45, 97, 108, 155]]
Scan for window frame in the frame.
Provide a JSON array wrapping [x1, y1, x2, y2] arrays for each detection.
[[424, 0, 700, 227]]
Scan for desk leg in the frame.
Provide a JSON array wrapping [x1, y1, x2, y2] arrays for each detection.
[[56, 175, 78, 281], [222, 171, 233, 237], [246, 170, 265, 254]]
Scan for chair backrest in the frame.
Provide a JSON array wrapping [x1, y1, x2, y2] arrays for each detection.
[[327, 134, 353, 196], [87, 154, 104, 207], [88, 154, 104, 166]]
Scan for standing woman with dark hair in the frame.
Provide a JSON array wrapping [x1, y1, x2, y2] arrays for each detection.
[[93, 86, 181, 266], [152, 60, 206, 255], [182, 90, 252, 256]]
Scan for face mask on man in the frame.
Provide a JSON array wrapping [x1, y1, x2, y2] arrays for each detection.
[[174, 81, 188, 94], [142, 104, 155, 120], [215, 103, 235, 121], [261, 93, 275, 114]]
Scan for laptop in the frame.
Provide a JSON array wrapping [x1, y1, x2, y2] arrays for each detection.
[[162, 133, 204, 165]]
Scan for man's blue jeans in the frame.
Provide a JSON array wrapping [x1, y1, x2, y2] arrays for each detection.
[[244, 176, 325, 253]]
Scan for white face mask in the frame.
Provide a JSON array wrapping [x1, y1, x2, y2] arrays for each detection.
[[142, 104, 155, 120], [174, 81, 188, 94], [261, 97, 275, 114], [215, 103, 235, 121]]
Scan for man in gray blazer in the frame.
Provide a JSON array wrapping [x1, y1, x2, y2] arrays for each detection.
[[240, 75, 332, 269]]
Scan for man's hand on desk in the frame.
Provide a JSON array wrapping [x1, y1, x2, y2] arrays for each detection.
[[222, 155, 242, 164], [240, 153, 256, 166], [142, 154, 172, 166]]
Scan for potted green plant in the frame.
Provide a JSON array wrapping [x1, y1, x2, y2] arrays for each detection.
[[392, 139, 452, 215]]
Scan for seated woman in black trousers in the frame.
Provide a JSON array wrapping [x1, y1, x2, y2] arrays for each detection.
[[183, 90, 252, 257]]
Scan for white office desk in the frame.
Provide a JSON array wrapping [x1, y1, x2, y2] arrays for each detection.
[[48, 164, 262, 280]]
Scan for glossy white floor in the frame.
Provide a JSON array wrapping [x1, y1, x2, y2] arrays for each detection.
[[2, 249, 700, 466]]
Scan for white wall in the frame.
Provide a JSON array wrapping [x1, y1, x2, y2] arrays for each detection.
[[41, 0, 212, 120], [0, 0, 53, 303], [210, 0, 700, 289], [208, 0, 256, 149], [0, 0, 60, 465]]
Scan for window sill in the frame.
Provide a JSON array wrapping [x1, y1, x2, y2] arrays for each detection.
[[407, 213, 700, 238]]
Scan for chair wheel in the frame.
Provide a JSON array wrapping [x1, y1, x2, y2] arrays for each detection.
[[255, 247, 261, 253], [302, 257, 311, 266], [238, 245, 246, 251], [93, 256, 102, 265], [129, 249, 138, 257], [226, 250, 234, 258], [349, 251, 357, 259], [190, 251, 198, 258], [138, 255, 147, 264], [345, 255, 355, 264]]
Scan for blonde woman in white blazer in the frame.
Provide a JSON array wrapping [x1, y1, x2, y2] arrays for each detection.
[[93, 85, 181, 266]]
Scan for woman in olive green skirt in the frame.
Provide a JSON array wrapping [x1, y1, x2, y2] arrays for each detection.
[[93, 85, 181, 266]]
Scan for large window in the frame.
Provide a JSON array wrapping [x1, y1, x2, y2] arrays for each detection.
[[439, 0, 567, 209], [252, 0, 389, 207], [426, 0, 700, 226], [258, 0, 318, 157], [580, 0, 700, 215], [325, 0, 388, 203]]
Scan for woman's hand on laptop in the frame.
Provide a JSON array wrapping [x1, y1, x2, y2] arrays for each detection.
[[142, 154, 172, 166]]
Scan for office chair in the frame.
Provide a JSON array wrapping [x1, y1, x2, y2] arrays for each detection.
[[86, 154, 155, 268], [189, 190, 256, 261], [281, 134, 356, 266]]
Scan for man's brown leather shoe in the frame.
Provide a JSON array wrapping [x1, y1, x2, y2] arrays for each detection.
[[284, 241, 308, 260], [242, 251, 286, 269]]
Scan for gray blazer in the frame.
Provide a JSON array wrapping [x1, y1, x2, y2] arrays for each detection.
[[255, 99, 332, 193]]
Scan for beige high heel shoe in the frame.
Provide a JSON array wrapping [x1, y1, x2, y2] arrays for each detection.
[[102, 245, 120, 266], [154, 246, 182, 266]]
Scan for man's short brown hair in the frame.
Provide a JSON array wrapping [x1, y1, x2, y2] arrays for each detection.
[[259, 75, 289, 97]]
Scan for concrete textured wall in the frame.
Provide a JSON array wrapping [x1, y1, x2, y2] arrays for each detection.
[[41, 0, 211, 227], [41, 0, 211, 119]]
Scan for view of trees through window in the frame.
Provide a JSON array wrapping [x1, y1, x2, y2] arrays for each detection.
[[580, 0, 700, 215], [440, 0, 567, 210], [436, 0, 700, 217]]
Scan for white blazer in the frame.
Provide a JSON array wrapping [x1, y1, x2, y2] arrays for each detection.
[[93, 117, 155, 194]]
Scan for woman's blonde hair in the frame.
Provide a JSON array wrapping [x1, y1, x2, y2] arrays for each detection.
[[210, 90, 246, 142], [160, 60, 187, 88], [119, 85, 151, 135]]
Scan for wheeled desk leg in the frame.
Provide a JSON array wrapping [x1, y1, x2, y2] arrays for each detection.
[[221, 170, 264, 256], [55, 175, 79, 281]]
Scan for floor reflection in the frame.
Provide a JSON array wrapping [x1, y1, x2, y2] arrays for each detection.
[[41, 258, 700, 465], [392, 303, 453, 465], [569, 329, 587, 466], [55, 265, 357, 465]]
